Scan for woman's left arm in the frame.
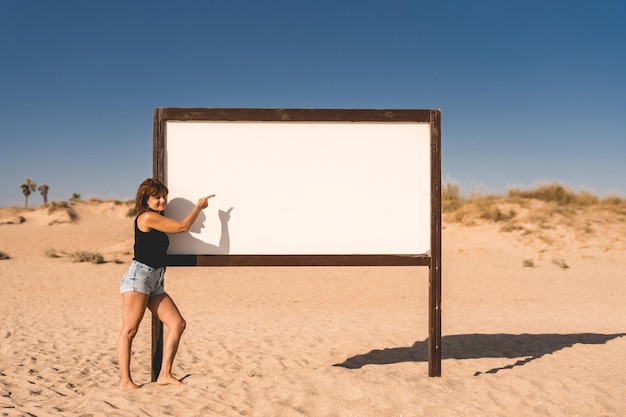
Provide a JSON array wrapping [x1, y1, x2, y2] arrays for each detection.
[[141, 195, 215, 234]]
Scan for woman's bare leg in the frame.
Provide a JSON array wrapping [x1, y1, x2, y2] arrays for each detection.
[[148, 293, 186, 386], [117, 292, 149, 389]]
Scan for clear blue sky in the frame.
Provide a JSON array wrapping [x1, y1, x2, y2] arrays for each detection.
[[1, 0, 625, 207]]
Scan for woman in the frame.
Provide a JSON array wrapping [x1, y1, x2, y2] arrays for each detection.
[[117, 178, 214, 389]]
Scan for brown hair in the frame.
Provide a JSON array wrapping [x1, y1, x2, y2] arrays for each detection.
[[135, 178, 169, 214]]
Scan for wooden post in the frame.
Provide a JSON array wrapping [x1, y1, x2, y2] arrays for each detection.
[[151, 315, 163, 382], [428, 109, 442, 377], [152, 113, 165, 382]]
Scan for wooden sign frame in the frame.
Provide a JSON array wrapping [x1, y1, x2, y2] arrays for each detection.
[[152, 108, 442, 377]]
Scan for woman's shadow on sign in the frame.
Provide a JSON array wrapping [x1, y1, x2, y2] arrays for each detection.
[[166, 197, 233, 254]]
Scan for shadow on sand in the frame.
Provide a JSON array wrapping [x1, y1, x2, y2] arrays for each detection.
[[333, 333, 626, 375]]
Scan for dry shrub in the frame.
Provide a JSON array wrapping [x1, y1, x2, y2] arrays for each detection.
[[44, 248, 62, 258], [480, 204, 516, 223], [507, 181, 576, 205], [43, 201, 78, 221], [577, 191, 600, 206], [507, 181, 604, 207], [538, 234, 555, 246], [70, 251, 105, 264], [500, 222, 530, 234], [0, 251, 10, 260], [442, 182, 461, 200], [442, 182, 462, 213], [44, 201, 69, 212], [0, 215, 25, 225], [598, 196, 626, 220], [603, 195, 624, 205], [552, 258, 569, 269], [443, 193, 517, 226]]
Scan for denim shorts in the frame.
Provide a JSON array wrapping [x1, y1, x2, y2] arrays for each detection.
[[120, 260, 165, 297]]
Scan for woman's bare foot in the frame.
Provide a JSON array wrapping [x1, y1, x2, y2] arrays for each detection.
[[156, 374, 183, 386], [119, 380, 141, 390]]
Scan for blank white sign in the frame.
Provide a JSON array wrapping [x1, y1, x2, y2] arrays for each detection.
[[164, 120, 431, 255]]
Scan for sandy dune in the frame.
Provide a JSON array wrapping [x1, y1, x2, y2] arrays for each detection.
[[1, 200, 625, 416]]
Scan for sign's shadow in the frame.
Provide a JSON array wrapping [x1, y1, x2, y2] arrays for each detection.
[[333, 333, 626, 375]]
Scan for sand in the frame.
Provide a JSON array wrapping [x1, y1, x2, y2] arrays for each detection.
[[1, 200, 625, 416]]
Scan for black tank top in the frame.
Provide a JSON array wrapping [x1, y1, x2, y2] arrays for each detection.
[[133, 213, 169, 268]]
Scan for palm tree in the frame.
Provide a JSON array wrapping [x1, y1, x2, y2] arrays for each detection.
[[38, 184, 49, 204], [20, 177, 37, 208]]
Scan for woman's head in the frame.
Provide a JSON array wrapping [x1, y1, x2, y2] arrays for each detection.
[[135, 178, 169, 214]]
